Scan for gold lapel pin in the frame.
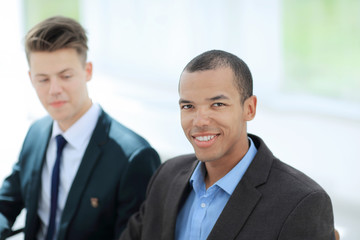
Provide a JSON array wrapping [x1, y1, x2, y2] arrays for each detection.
[[90, 197, 99, 208]]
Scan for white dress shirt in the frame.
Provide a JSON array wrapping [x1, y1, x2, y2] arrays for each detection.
[[37, 103, 101, 240]]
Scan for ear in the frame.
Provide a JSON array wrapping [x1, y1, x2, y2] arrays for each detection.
[[85, 62, 93, 82], [28, 70, 34, 86], [243, 95, 257, 121]]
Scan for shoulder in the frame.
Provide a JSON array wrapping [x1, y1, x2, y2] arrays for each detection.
[[144, 154, 197, 199], [100, 111, 156, 158], [150, 154, 197, 182], [109, 118, 150, 147], [27, 115, 52, 134], [249, 133, 325, 194], [271, 159, 325, 193], [246, 135, 333, 235], [246, 134, 330, 218], [18, 116, 52, 166], [22, 115, 52, 146], [161, 154, 197, 171]]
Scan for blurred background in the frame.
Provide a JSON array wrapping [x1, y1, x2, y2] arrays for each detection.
[[1, 0, 359, 239]]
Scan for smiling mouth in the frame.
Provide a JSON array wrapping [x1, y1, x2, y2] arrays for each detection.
[[192, 134, 220, 148], [194, 135, 217, 142]]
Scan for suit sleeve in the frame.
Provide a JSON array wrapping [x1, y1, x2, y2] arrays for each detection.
[[115, 147, 161, 238], [0, 161, 24, 240], [278, 191, 335, 240], [119, 160, 166, 240]]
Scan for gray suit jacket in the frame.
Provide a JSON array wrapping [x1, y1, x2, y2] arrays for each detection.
[[120, 134, 335, 240], [0, 109, 161, 240]]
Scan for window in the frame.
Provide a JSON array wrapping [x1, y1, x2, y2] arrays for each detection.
[[283, 0, 360, 102], [23, 0, 80, 30]]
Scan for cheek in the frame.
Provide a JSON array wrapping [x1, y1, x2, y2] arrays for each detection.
[[180, 116, 188, 131], [65, 82, 84, 98], [213, 112, 234, 125], [180, 113, 192, 132], [216, 112, 242, 131], [34, 88, 48, 100]]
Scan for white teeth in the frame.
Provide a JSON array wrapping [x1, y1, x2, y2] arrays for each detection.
[[196, 135, 215, 142]]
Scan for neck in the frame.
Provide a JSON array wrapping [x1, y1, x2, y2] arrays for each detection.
[[58, 100, 92, 131], [204, 138, 250, 189]]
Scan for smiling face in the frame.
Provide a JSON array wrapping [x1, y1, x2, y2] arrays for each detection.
[[179, 67, 256, 166], [29, 48, 93, 131]]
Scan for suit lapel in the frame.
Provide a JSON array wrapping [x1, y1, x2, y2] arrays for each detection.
[[208, 135, 274, 240], [25, 117, 53, 238], [161, 157, 198, 240], [58, 110, 110, 238], [207, 179, 261, 240]]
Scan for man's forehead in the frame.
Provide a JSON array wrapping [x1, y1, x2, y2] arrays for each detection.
[[180, 68, 235, 89], [32, 67, 74, 76], [28, 49, 84, 64], [179, 68, 242, 103], [181, 66, 235, 80]]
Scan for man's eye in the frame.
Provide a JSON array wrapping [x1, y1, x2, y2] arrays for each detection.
[[213, 102, 225, 107], [62, 75, 72, 79], [181, 104, 193, 109], [39, 78, 49, 83]]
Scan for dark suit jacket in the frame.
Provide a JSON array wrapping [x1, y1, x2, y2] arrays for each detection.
[[0, 109, 161, 240], [120, 134, 335, 240]]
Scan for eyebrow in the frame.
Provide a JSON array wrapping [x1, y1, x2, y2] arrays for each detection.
[[207, 94, 229, 101], [179, 94, 229, 105], [179, 99, 192, 105], [34, 73, 48, 77], [58, 68, 73, 74], [34, 68, 73, 77]]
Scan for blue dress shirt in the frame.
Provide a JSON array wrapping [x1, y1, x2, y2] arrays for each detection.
[[175, 138, 257, 240]]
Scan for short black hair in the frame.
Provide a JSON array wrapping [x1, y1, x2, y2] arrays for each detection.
[[182, 50, 253, 103]]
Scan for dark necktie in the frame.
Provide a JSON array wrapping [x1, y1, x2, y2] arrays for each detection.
[[45, 135, 67, 240]]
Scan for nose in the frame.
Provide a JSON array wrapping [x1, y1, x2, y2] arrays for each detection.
[[193, 108, 211, 127], [49, 78, 62, 96]]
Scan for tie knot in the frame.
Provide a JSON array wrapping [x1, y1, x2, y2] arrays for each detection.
[[55, 135, 67, 154]]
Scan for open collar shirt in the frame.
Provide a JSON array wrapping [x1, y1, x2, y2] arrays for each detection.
[[175, 137, 257, 240]]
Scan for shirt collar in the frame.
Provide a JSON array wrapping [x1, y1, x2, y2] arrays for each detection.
[[51, 103, 101, 149], [190, 160, 207, 195], [190, 137, 258, 195]]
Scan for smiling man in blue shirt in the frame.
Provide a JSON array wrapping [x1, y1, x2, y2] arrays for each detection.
[[120, 50, 336, 240]]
